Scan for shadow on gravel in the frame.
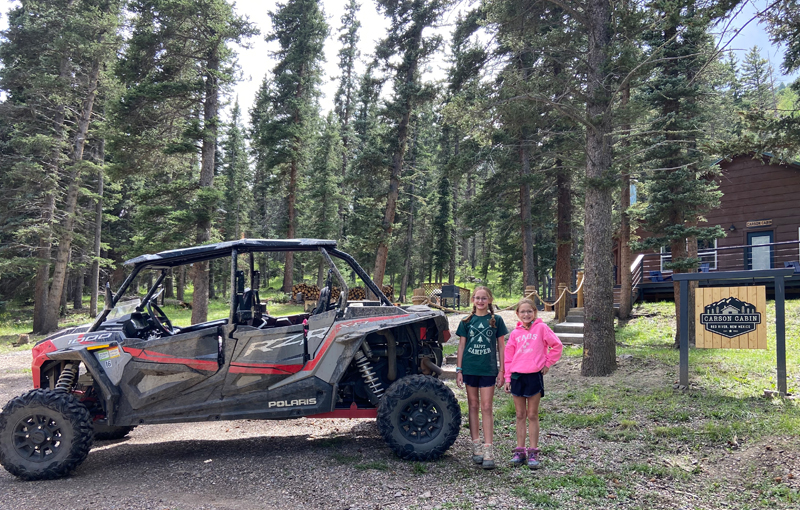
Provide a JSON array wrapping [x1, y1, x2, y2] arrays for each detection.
[[79, 429, 387, 477]]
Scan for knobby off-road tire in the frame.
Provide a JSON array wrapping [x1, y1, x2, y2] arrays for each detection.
[[0, 389, 94, 480], [92, 423, 136, 441], [377, 374, 461, 461]]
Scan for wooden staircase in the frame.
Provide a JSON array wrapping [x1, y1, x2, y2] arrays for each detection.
[[554, 307, 584, 344]]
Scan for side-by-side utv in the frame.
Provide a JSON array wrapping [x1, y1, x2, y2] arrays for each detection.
[[0, 239, 460, 480]]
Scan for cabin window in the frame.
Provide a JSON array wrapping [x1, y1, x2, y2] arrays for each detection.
[[698, 239, 718, 270], [660, 239, 717, 271]]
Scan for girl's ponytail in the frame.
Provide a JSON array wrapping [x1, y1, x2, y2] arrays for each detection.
[[488, 302, 496, 329]]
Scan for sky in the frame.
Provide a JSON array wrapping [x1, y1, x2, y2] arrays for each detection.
[[0, 0, 796, 119]]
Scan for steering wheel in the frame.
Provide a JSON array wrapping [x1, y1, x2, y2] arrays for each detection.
[[146, 299, 174, 336]]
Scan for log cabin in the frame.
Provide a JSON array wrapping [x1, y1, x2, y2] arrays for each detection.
[[614, 154, 800, 305]]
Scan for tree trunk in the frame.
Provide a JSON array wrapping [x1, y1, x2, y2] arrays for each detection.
[[581, 0, 616, 377], [618, 84, 633, 320], [191, 47, 220, 325], [177, 266, 185, 302], [89, 144, 104, 318], [42, 56, 102, 333], [73, 266, 84, 310], [555, 161, 572, 311], [519, 144, 536, 293], [400, 182, 414, 303], [209, 260, 216, 300], [165, 269, 174, 299]]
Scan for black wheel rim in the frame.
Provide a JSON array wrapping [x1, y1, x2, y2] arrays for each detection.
[[12, 413, 64, 462], [397, 398, 443, 444]]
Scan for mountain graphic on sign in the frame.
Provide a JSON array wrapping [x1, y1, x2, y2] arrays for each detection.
[[703, 296, 755, 315]]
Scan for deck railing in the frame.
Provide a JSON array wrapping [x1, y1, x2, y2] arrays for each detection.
[[638, 239, 800, 282]]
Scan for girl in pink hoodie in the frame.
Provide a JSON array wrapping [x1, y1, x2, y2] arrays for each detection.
[[503, 298, 563, 469]]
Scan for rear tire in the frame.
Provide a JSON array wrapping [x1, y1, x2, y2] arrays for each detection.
[[377, 374, 460, 461], [0, 389, 94, 480]]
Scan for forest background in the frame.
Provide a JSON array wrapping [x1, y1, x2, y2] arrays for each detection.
[[2, 0, 800, 376]]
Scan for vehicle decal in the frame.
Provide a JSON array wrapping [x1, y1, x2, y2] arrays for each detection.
[[121, 347, 218, 371], [229, 363, 303, 375], [302, 314, 410, 371], [242, 327, 329, 356]]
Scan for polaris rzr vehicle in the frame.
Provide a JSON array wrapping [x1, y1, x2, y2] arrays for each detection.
[[0, 239, 460, 480]]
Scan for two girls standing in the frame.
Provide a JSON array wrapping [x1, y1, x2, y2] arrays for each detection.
[[455, 289, 562, 470]]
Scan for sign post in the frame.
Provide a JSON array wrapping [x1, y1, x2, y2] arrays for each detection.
[[673, 268, 793, 395]]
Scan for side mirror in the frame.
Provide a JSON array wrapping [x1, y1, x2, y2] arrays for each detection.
[[104, 282, 114, 310]]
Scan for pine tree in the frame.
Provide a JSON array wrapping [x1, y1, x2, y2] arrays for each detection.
[[220, 99, 252, 240], [635, 0, 726, 346], [252, 0, 328, 293], [740, 46, 777, 111], [0, 0, 124, 333], [371, 0, 449, 291]]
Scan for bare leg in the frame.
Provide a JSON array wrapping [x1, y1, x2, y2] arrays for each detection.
[[479, 385, 495, 444], [466, 385, 481, 442], [513, 395, 528, 448], [527, 393, 542, 448]]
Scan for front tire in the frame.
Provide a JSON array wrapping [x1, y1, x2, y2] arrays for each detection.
[[377, 374, 461, 461], [0, 389, 94, 480]]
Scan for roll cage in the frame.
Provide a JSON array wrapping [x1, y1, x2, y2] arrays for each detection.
[[89, 238, 392, 333]]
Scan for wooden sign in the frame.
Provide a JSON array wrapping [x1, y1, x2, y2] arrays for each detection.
[[694, 286, 766, 349], [746, 219, 772, 228]]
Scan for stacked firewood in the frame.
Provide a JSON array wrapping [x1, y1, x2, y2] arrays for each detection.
[[293, 284, 394, 302], [348, 287, 366, 300], [292, 283, 320, 302]]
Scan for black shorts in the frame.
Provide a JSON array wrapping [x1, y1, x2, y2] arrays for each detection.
[[462, 374, 496, 388], [510, 372, 544, 398]]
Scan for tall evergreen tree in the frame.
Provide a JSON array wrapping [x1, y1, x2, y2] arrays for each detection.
[[0, 0, 123, 333], [114, 0, 256, 324], [371, 0, 449, 290], [220, 99, 252, 240], [252, 0, 328, 293], [634, 0, 725, 345]]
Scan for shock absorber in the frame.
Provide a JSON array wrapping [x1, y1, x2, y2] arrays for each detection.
[[55, 363, 78, 392], [354, 348, 384, 399]]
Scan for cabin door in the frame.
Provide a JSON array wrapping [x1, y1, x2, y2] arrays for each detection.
[[747, 231, 773, 270]]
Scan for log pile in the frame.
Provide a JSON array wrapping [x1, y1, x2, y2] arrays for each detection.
[[292, 284, 393, 302], [348, 287, 366, 300], [292, 283, 341, 303]]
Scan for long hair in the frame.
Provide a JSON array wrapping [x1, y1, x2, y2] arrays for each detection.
[[462, 286, 496, 328], [515, 298, 537, 330]]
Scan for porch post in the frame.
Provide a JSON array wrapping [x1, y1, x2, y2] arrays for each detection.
[[679, 279, 689, 388], [776, 275, 787, 395]]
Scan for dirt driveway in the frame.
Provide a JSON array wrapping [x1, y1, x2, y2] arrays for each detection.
[[2, 309, 799, 509]]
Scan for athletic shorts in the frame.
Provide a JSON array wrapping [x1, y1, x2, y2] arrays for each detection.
[[510, 372, 544, 398], [462, 374, 496, 388]]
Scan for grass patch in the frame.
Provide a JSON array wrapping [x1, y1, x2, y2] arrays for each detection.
[[412, 462, 428, 475], [329, 452, 360, 464]]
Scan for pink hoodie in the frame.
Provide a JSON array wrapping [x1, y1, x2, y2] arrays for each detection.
[[504, 318, 563, 383]]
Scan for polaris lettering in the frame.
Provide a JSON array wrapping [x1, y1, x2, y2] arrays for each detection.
[[268, 398, 317, 408]]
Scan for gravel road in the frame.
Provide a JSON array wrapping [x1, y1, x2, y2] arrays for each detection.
[[0, 311, 537, 510]]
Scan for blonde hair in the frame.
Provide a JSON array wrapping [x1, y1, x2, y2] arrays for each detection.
[[515, 298, 537, 330], [462, 286, 496, 328]]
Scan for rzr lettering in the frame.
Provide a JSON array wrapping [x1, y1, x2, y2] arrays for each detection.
[[244, 327, 329, 356]]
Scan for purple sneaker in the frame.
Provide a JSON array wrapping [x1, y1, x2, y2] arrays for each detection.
[[510, 447, 526, 466], [527, 447, 541, 469]]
